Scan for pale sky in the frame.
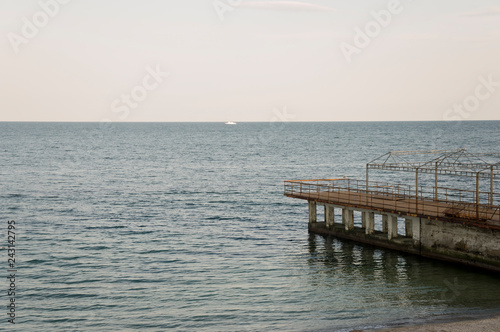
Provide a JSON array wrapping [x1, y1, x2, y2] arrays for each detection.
[[1, 0, 499, 122]]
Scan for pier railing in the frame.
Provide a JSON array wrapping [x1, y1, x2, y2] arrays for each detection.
[[284, 178, 500, 223]]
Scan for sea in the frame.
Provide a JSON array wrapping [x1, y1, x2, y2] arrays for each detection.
[[1, 121, 500, 331]]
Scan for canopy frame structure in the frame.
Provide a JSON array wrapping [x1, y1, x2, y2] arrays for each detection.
[[366, 149, 500, 212]]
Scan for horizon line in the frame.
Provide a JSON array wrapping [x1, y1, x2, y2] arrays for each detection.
[[1, 120, 499, 123]]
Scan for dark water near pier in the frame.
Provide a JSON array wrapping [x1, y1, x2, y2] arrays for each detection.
[[1, 121, 500, 331]]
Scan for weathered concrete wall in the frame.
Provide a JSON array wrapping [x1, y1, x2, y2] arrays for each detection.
[[420, 219, 500, 270], [309, 222, 420, 256], [306, 201, 500, 273]]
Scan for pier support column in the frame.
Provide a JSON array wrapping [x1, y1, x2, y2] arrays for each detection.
[[342, 208, 354, 231], [325, 205, 335, 229], [405, 218, 415, 237], [412, 218, 421, 245], [364, 212, 375, 235], [308, 201, 317, 224], [382, 214, 388, 233], [387, 215, 398, 240], [361, 211, 367, 229]]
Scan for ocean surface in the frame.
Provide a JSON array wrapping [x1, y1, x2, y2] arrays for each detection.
[[1, 121, 500, 331]]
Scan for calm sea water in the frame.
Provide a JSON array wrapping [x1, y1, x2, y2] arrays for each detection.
[[1, 121, 500, 331]]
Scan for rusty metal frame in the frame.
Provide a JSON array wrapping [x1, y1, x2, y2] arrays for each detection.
[[285, 150, 500, 225], [366, 149, 500, 209], [367, 149, 500, 178]]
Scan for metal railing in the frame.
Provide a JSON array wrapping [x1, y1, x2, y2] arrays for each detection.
[[284, 178, 500, 222]]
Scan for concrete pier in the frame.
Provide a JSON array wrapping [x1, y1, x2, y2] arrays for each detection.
[[342, 208, 354, 231], [325, 204, 335, 229], [405, 218, 413, 237], [287, 179, 500, 273], [387, 215, 398, 240], [411, 218, 421, 246], [382, 215, 388, 233], [364, 212, 375, 235], [285, 149, 500, 273], [308, 200, 316, 224]]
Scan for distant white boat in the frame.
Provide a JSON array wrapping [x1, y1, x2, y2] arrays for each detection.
[[225, 121, 237, 125]]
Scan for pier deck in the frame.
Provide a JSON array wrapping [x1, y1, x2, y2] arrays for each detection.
[[285, 179, 500, 227]]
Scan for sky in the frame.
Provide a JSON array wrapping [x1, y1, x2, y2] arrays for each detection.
[[1, 0, 499, 122]]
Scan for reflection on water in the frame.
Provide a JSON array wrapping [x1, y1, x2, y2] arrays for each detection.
[[303, 234, 500, 330]]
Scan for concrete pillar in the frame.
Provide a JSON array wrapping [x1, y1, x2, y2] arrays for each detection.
[[342, 208, 354, 231], [325, 205, 335, 229], [308, 201, 317, 224], [361, 211, 367, 229], [412, 218, 421, 245], [387, 215, 398, 240], [365, 212, 375, 235], [382, 214, 388, 233], [405, 218, 414, 237]]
